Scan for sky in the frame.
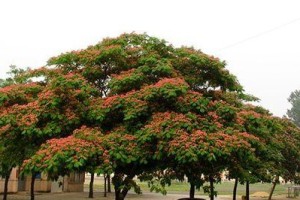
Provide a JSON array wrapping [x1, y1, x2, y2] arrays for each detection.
[[1, 0, 300, 117]]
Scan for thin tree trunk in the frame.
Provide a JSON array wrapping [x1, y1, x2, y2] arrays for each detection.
[[88, 172, 94, 198], [104, 174, 107, 197], [3, 173, 10, 200], [210, 175, 214, 200], [30, 174, 36, 200], [246, 181, 250, 200], [189, 182, 195, 199], [114, 187, 124, 200], [268, 176, 279, 200], [108, 174, 111, 193], [233, 178, 238, 200]]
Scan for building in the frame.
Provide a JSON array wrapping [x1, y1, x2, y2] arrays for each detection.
[[0, 168, 85, 193]]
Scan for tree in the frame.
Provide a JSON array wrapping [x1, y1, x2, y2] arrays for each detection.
[[0, 66, 36, 200], [226, 105, 300, 200], [266, 117, 300, 200], [0, 65, 29, 87], [4, 33, 300, 200], [44, 33, 250, 200], [0, 144, 24, 200], [0, 68, 98, 200], [287, 90, 300, 127]]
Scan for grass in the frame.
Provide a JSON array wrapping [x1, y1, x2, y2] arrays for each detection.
[[85, 177, 292, 196]]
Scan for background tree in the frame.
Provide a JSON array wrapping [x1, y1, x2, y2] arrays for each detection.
[[229, 105, 300, 200], [0, 65, 29, 87], [287, 90, 300, 127]]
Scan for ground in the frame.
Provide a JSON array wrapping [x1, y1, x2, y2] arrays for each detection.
[[0, 191, 296, 200], [1, 176, 298, 199]]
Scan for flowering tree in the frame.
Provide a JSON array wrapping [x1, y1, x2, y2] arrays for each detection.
[[43, 33, 254, 200], [0, 68, 98, 200], [0, 68, 40, 200], [3, 33, 300, 200]]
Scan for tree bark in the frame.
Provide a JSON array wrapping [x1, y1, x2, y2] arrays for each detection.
[[268, 176, 279, 200], [3, 173, 10, 200], [108, 174, 111, 193], [233, 178, 238, 200], [30, 174, 36, 200], [104, 174, 107, 197], [114, 187, 124, 200], [246, 181, 250, 200], [113, 173, 135, 200], [120, 175, 135, 199], [121, 186, 130, 199], [88, 172, 94, 198], [209, 175, 214, 200], [189, 182, 195, 199]]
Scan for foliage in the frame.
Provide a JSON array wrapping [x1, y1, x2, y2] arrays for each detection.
[[22, 126, 105, 179], [0, 66, 34, 181], [0, 65, 30, 87], [0, 68, 99, 180], [287, 90, 300, 127]]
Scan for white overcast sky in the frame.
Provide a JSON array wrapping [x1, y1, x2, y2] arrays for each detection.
[[1, 0, 300, 117]]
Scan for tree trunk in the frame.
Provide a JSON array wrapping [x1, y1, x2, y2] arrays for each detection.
[[114, 187, 125, 200], [30, 174, 36, 200], [121, 186, 130, 199], [104, 174, 107, 197], [88, 172, 94, 198], [108, 174, 111, 193], [113, 173, 135, 200], [233, 178, 238, 200], [189, 182, 195, 199], [3, 173, 10, 200], [268, 176, 279, 200], [210, 175, 214, 200], [246, 181, 250, 200], [120, 175, 133, 199]]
